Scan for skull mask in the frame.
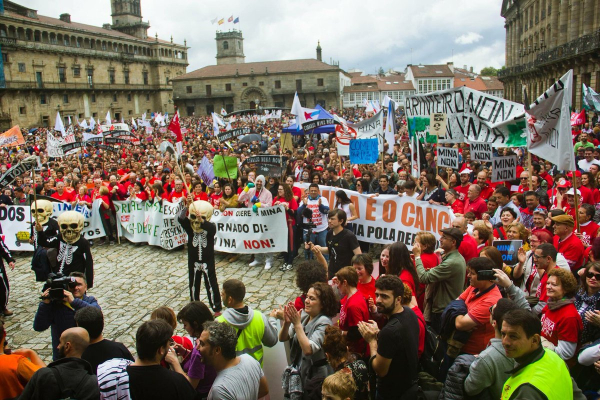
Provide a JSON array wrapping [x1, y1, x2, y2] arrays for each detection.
[[57, 211, 84, 244], [188, 200, 214, 233], [32, 199, 53, 225]]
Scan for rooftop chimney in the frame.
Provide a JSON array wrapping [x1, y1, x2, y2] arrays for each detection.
[[316, 41, 322, 62], [470, 66, 473, 73], [103, 23, 112, 30], [59, 13, 71, 23]]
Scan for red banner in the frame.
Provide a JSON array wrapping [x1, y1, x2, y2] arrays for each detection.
[[0, 125, 25, 149]]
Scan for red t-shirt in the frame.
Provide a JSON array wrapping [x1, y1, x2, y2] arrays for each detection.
[[51, 191, 74, 202], [536, 270, 552, 302], [579, 221, 599, 247], [399, 269, 416, 297], [459, 285, 503, 355], [193, 192, 209, 201], [100, 195, 111, 219], [454, 184, 470, 202], [412, 306, 426, 359], [357, 278, 376, 303], [459, 234, 479, 264], [554, 233, 585, 273], [339, 291, 370, 354], [540, 303, 583, 347], [450, 200, 464, 214], [480, 186, 495, 201], [464, 197, 487, 219], [209, 192, 223, 208], [169, 190, 187, 202]]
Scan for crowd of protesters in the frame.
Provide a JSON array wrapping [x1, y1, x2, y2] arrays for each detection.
[[2, 107, 600, 399]]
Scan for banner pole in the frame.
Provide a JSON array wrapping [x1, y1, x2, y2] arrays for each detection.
[[572, 170, 581, 233], [527, 151, 532, 190]]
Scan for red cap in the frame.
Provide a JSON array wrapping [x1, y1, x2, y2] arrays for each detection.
[[556, 179, 571, 188], [567, 171, 582, 178]]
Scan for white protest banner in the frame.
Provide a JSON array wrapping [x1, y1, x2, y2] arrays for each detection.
[[429, 113, 447, 136], [52, 200, 107, 240], [527, 70, 576, 171], [335, 111, 384, 156], [47, 132, 65, 158], [114, 200, 288, 253], [1, 200, 107, 251], [0, 205, 33, 251], [114, 200, 187, 249], [437, 147, 459, 169], [295, 183, 454, 247], [492, 155, 517, 182], [405, 87, 527, 147], [212, 206, 288, 253], [471, 142, 493, 162]]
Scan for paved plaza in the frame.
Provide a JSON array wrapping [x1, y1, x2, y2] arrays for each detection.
[[3, 242, 298, 362]]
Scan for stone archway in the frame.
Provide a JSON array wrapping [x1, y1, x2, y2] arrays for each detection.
[[240, 87, 267, 109]]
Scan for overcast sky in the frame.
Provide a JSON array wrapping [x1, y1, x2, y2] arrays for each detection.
[[23, 0, 506, 75]]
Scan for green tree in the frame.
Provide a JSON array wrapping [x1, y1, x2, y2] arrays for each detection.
[[378, 67, 385, 77], [480, 66, 499, 76]]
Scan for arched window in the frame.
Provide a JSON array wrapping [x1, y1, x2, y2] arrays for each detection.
[[223, 41, 229, 50]]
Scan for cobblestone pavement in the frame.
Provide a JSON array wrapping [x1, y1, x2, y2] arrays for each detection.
[[3, 242, 298, 363]]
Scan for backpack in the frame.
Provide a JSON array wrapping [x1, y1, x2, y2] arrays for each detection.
[[50, 367, 89, 400], [419, 324, 445, 379]]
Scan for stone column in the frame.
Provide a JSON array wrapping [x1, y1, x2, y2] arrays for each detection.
[[582, 0, 594, 35], [559, 0, 569, 44], [550, 0, 559, 47], [505, 23, 511, 67], [570, 0, 580, 42]]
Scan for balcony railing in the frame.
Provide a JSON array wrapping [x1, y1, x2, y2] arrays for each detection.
[[0, 37, 16, 46], [498, 28, 600, 79], [4, 81, 172, 91]]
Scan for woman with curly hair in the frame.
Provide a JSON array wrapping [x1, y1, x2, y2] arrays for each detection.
[[540, 268, 583, 363], [279, 282, 340, 391], [293, 261, 328, 311], [506, 222, 530, 251]]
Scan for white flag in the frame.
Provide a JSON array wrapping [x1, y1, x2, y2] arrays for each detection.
[[384, 99, 396, 154], [527, 70, 575, 171], [141, 112, 147, 121], [67, 115, 72, 126], [291, 92, 303, 127], [105, 111, 112, 126], [221, 108, 227, 115], [89, 117, 96, 130], [132, 117, 137, 130], [54, 112, 65, 136], [80, 119, 88, 129]]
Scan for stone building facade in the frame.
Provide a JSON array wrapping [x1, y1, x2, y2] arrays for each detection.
[[0, 0, 188, 129], [499, 0, 600, 109], [172, 31, 350, 116]]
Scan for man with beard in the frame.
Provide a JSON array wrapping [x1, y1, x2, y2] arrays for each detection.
[[358, 275, 420, 399], [454, 169, 472, 202], [33, 272, 100, 360], [19, 327, 100, 400]]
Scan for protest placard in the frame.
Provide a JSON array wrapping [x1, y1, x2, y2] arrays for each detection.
[[471, 142, 493, 162], [61, 141, 87, 155], [280, 133, 293, 152], [349, 138, 379, 164], [213, 155, 238, 179], [429, 113, 447, 136], [437, 147, 459, 169], [493, 240, 522, 266], [302, 118, 335, 132], [217, 127, 251, 142], [197, 156, 215, 185], [492, 155, 517, 182], [105, 137, 133, 146], [335, 111, 384, 156]]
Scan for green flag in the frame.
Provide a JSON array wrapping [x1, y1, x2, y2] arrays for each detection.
[[213, 155, 238, 179]]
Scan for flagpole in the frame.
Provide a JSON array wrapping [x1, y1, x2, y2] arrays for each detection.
[[572, 171, 581, 233]]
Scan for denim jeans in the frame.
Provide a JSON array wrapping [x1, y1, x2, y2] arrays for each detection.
[[303, 229, 328, 261]]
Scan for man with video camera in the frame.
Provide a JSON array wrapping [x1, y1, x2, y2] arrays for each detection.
[[33, 271, 101, 361]]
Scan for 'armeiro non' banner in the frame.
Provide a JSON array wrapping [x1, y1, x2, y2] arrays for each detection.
[[295, 183, 454, 247], [113, 200, 288, 253], [405, 87, 527, 147]]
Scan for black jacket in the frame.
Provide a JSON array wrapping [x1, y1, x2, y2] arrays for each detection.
[[19, 357, 100, 400]]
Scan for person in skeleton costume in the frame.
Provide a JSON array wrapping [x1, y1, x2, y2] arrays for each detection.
[[30, 199, 59, 281], [178, 197, 222, 312], [0, 237, 16, 316], [36, 210, 94, 288]]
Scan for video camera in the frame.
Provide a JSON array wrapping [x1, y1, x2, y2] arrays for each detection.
[[41, 273, 77, 302]]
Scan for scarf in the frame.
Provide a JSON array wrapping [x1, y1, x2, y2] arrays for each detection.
[[575, 288, 600, 343], [547, 297, 574, 311]]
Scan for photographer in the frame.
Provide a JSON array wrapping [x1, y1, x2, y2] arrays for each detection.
[[297, 183, 330, 261], [33, 272, 101, 361]]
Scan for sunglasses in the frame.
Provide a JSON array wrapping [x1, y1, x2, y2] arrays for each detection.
[[587, 272, 600, 280]]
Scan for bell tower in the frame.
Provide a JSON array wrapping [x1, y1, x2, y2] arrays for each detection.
[[111, 0, 150, 39], [216, 30, 245, 65]]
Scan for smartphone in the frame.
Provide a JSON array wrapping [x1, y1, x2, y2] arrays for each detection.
[[477, 270, 496, 281]]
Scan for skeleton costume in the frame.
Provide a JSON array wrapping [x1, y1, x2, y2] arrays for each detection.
[[0, 237, 15, 312], [30, 199, 59, 281], [178, 201, 221, 312], [37, 211, 94, 288]]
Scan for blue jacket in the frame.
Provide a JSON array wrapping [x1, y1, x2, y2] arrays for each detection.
[[33, 294, 100, 360]]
